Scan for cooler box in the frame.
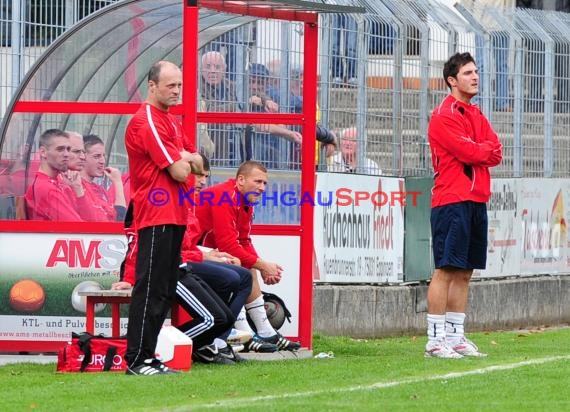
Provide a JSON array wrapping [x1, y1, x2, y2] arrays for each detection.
[[155, 326, 193, 371]]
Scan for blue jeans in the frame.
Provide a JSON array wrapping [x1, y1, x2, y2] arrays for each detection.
[[186, 261, 252, 340], [331, 14, 357, 79]]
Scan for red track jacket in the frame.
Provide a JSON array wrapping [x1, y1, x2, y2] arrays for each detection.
[[428, 95, 502, 207]]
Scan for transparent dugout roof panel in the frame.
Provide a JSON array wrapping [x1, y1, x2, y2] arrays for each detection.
[[0, 0, 363, 168], [14, 1, 256, 104]]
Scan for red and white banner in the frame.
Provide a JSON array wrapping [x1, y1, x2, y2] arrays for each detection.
[[313, 173, 405, 283], [0, 232, 127, 349]]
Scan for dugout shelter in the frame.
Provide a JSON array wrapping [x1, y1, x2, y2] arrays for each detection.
[[0, 0, 364, 352]]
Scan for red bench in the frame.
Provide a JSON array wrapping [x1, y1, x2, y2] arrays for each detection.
[[78, 290, 132, 337], [78, 289, 183, 337]]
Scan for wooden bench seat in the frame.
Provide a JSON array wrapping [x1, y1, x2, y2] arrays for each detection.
[[78, 290, 132, 338]]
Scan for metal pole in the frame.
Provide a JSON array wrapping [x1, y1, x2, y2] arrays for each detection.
[[10, 0, 23, 87], [64, 0, 77, 29], [355, 14, 367, 172]]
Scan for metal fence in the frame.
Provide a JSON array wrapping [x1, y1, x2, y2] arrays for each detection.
[[0, 0, 119, 119], [1, 0, 570, 177]]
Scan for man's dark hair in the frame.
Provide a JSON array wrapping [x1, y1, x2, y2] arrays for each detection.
[[200, 153, 210, 172], [148, 61, 165, 83], [236, 160, 267, 178], [443, 52, 476, 89], [83, 134, 104, 152], [39, 129, 68, 148]]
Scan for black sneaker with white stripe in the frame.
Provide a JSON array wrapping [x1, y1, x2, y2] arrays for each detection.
[[152, 359, 179, 374], [257, 333, 301, 351], [243, 335, 278, 353], [126, 358, 179, 376]]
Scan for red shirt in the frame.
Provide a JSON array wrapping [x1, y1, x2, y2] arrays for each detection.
[[121, 224, 138, 285], [125, 103, 190, 229], [24, 171, 92, 221], [81, 179, 117, 221], [195, 179, 259, 269], [180, 208, 205, 263], [122, 206, 201, 285], [428, 95, 502, 207]]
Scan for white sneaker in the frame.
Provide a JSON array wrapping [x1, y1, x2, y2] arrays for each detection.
[[227, 328, 253, 345], [425, 340, 463, 359], [450, 337, 487, 357]]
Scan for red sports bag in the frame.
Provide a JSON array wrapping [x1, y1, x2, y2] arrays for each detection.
[[56, 332, 127, 372]]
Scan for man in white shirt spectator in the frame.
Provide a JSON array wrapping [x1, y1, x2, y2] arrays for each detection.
[[328, 127, 381, 175]]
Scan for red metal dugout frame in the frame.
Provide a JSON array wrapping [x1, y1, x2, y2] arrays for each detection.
[[1, 0, 327, 352]]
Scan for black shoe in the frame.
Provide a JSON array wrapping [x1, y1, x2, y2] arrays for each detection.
[[243, 335, 279, 353], [257, 333, 301, 351], [212, 353, 236, 365], [218, 345, 247, 363], [193, 344, 235, 365], [192, 344, 217, 363], [126, 358, 178, 376]]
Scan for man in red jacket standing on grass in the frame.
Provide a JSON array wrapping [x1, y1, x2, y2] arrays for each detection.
[[124, 60, 203, 376], [425, 52, 502, 359]]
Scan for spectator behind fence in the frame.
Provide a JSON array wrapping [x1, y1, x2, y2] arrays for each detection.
[[200, 51, 244, 167], [328, 127, 381, 175], [205, 29, 238, 81], [80, 134, 127, 221], [247, 63, 302, 168], [24, 129, 91, 221], [425, 52, 502, 359], [331, 14, 358, 86], [267, 66, 337, 169]]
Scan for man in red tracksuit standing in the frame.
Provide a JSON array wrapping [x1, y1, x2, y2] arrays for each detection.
[[124, 60, 202, 375], [425, 52, 502, 359]]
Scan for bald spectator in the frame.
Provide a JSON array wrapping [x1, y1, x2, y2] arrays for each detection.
[[200, 51, 244, 167], [328, 127, 381, 175]]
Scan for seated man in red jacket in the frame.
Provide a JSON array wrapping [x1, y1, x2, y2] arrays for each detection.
[[25, 129, 92, 221], [80, 134, 127, 221], [196, 160, 300, 351]]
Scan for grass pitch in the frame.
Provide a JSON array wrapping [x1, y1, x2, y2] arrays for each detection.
[[2, 328, 570, 411]]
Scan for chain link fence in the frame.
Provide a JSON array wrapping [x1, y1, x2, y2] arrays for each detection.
[[1, 0, 570, 178]]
